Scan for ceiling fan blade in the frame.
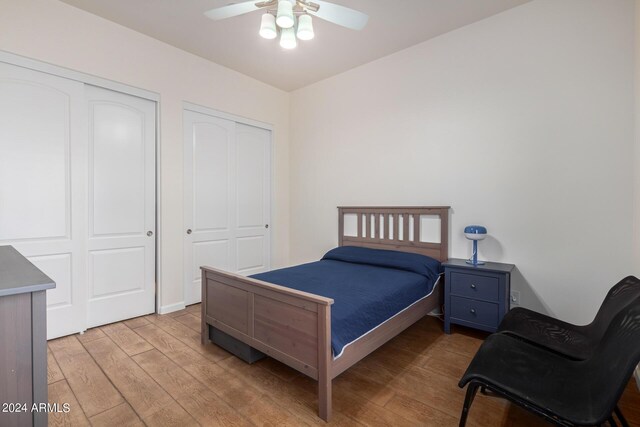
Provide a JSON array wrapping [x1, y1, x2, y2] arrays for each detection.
[[310, 0, 368, 30], [204, 1, 262, 21]]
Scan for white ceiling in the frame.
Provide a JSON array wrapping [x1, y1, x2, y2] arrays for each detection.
[[59, 0, 531, 91]]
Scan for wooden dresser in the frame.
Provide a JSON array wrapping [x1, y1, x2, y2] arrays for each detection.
[[0, 246, 55, 427]]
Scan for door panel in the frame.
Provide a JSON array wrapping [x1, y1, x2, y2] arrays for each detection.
[[235, 124, 271, 276], [194, 122, 230, 231], [0, 79, 70, 241], [184, 111, 235, 305], [236, 131, 265, 228], [89, 247, 146, 298], [0, 61, 87, 339], [86, 86, 155, 327], [184, 111, 271, 305], [91, 103, 146, 236], [236, 236, 265, 272], [29, 254, 72, 309], [194, 240, 229, 273]]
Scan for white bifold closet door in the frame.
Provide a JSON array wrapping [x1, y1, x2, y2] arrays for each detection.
[[183, 109, 271, 305], [0, 61, 156, 339]]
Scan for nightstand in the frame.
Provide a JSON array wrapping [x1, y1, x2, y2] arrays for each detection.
[[443, 258, 515, 334]]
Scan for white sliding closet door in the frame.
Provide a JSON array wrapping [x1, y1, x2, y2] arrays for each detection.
[[184, 111, 235, 307], [0, 62, 87, 339], [235, 123, 272, 274], [0, 62, 156, 338], [86, 86, 156, 327], [183, 109, 271, 305]]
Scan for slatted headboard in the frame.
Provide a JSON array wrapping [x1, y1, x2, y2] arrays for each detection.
[[338, 206, 450, 262]]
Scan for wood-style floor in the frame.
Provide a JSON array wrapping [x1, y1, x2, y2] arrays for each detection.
[[47, 304, 640, 426]]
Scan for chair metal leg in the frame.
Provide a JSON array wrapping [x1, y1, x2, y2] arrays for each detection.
[[459, 383, 480, 427], [614, 405, 629, 427]]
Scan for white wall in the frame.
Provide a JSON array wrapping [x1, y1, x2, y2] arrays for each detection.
[[290, 0, 635, 323], [0, 0, 290, 311], [0, 0, 636, 324]]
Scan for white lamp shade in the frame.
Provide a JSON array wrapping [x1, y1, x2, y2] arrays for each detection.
[[297, 14, 314, 40], [464, 232, 486, 241], [276, 0, 295, 29], [259, 13, 277, 39], [279, 26, 297, 49]]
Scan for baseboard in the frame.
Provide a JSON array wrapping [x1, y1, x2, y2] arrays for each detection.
[[158, 301, 186, 315]]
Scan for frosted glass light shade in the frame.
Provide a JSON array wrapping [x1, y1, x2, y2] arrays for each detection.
[[464, 225, 487, 240], [297, 14, 314, 40], [276, 0, 294, 29], [279, 27, 297, 49], [259, 13, 277, 39]]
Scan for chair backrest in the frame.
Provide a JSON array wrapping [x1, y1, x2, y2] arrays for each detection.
[[591, 276, 640, 337], [588, 295, 640, 422]]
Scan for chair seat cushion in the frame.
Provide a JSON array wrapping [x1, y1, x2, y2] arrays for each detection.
[[497, 307, 592, 360], [459, 334, 604, 425]]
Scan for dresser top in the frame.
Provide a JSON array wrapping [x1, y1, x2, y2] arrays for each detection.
[[443, 258, 515, 274], [0, 246, 56, 297]]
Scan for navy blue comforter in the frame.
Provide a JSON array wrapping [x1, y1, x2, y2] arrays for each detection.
[[250, 246, 441, 357]]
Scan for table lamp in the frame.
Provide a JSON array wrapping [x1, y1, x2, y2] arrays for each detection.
[[464, 225, 487, 266]]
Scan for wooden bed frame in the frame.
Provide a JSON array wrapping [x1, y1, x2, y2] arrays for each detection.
[[200, 206, 450, 421]]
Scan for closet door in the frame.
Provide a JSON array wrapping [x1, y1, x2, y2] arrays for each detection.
[[0, 62, 87, 339], [86, 86, 156, 327], [184, 111, 235, 306], [235, 123, 271, 276], [183, 110, 271, 305]]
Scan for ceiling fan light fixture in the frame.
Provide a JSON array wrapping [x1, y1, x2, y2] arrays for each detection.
[[259, 13, 277, 39], [279, 26, 297, 49], [276, 0, 295, 29], [296, 13, 314, 40]]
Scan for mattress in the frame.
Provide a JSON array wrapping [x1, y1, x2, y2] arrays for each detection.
[[250, 246, 441, 358]]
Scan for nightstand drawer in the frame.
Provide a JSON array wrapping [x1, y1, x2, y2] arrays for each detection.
[[450, 271, 499, 301], [450, 296, 499, 327]]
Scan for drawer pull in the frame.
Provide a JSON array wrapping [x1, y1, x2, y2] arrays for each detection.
[[470, 308, 477, 315], [470, 284, 477, 289]]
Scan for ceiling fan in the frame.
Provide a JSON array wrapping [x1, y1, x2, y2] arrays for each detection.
[[204, 0, 369, 49]]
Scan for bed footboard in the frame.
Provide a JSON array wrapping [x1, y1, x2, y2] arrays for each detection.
[[201, 266, 335, 420]]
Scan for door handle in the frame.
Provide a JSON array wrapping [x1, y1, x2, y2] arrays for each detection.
[[265, 224, 269, 229], [186, 229, 192, 235], [147, 231, 153, 237]]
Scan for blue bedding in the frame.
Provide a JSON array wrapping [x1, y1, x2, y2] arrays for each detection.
[[250, 246, 441, 358]]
